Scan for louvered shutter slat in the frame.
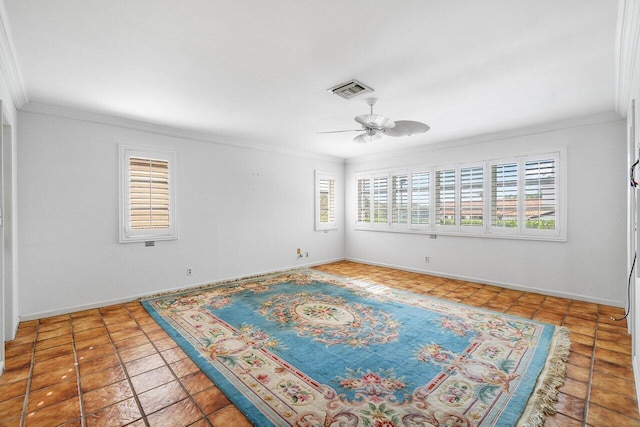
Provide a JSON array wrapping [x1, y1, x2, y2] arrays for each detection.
[[129, 157, 171, 230]]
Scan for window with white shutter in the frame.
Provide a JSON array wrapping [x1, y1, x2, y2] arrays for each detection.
[[491, 162, 519, 231], [435, 168, 456, 228], [373, 176, 389, 224], [459, 165, 484, 229], [353, 149, 563, 240], [120, 145, 177, 243], [391, 174, 408, 225], [410, 171, 430, 228], [356, 177, 371, 225], [315, 171, 337, 231], [524, 157, 557, 232]]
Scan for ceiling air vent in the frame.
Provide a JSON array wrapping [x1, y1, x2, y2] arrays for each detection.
[[328, 80, 374, 100]]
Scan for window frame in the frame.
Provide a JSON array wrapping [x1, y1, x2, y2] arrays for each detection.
[[315, 170, 337, 231], [353, 149, 565, 241], [119, 145, 177, 243]]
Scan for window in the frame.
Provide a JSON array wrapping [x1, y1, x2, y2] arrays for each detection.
[[315, 171, 336, 231], [523, 156, 557, 235], [354, 149, 564, 240], [435, 168, 456, 228], [491, 162, 518, 231], [356, 177, 371, 224], [391, 174, 408, 225], [373, 176, 389, 224], [120, 145, 177, 243], [459, 165, 484, 228], [410, 171, 430, 228]]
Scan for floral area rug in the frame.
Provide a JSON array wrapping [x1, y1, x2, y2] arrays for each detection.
[[141, 269, 570, 427]]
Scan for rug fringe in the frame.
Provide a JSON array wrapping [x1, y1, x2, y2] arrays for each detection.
[[517, 326, 571, 427]]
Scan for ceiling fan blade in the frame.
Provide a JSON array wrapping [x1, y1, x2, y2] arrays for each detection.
[[317, 129, 364, 134], [354, 114, 395, 130], [385, 120, 430, 137], [353, 131, 384, 144]]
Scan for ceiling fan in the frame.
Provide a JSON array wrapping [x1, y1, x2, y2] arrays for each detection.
[[320, 98, 430, 143]]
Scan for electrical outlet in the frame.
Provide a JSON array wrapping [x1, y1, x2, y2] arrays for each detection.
[[425, 256, 430, 263], [186, 267, 192, 276], [305, 252, 309, 257]]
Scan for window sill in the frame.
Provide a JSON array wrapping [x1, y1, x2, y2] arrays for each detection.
[[353, 226, 566, 242]]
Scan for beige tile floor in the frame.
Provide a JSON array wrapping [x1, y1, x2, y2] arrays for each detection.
[[0, 260, 638, 426]]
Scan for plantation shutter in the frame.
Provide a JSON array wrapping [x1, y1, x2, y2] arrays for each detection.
[[410, 171, 430, 226], [524, 158, 556, 230], [373, 176, 388, 224], [435, 169, 456, 227], [459, 166, 484, 227], [491, 162, 518, 229], [391, 174, 408, 224], [318, 176, 335, 224], [129, 157, 170, 230], [356, 178, 371, 224]]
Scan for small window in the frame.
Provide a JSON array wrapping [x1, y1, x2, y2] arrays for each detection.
[[120, 145, 177, 243], [356, 177, 371, 225], [315, 171, 336, 231]]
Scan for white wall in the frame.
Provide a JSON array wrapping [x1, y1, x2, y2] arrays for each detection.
[[17, 110, 344, 319], [0, 68, 19, 374], [345, 117, 627, 306]]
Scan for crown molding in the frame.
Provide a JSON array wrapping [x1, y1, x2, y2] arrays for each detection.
[[20, 102, 344, 164], [616, 0, 640, 118], [346, 111, 623, 164]]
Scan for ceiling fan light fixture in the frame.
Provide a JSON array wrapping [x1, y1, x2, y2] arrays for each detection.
[[354, 132, 384, 144], [355, 114, 395, 130]]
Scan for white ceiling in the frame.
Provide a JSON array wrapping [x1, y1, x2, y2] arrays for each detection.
[[4, 0, 620, 159]]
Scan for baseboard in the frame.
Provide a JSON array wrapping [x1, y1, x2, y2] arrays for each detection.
[[19, 258, 346, 321], [345, 257, 623, 307], [10, 315, 18, 340], [0, 360, 4, 376]]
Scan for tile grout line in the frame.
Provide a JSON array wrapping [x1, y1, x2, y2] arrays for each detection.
[[557, 297, 589, 426], [70, 316, 88, 427], [124, 303, 213, 426], [98, 308, 150, 427], [18, 321, 39, 427]]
